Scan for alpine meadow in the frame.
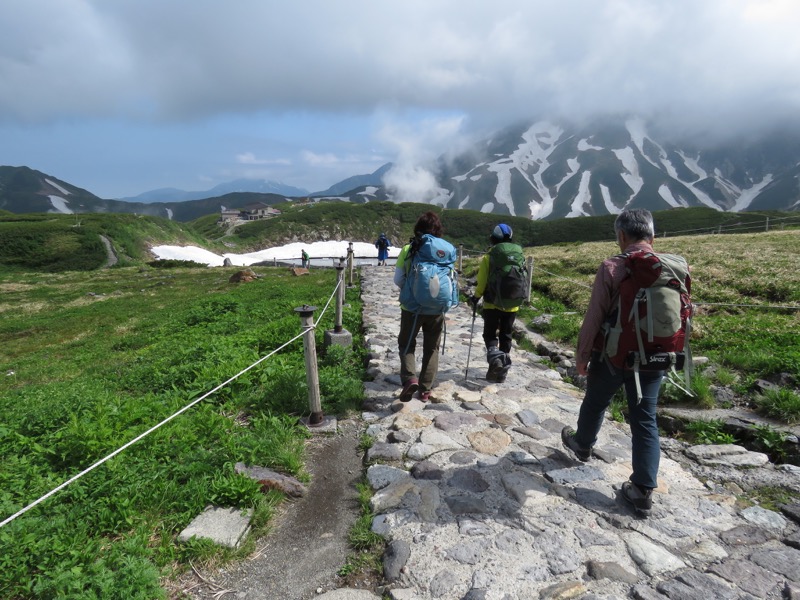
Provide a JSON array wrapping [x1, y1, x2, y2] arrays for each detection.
[[1, 203, 799, 598]]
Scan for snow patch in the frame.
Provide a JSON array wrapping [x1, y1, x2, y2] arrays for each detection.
[[480, 202, 494, 213], [678, 151, 707, 181], [613, 147, 643, 200], [165, 208, 173, 220], [577, 138, 602, 151], [567, 171, 592, 217], [556, 159, 580, 193], [658, 184, 685, 208], [732, 174, 774, 212], [458, 194, 470, 209], [150, 240, 401, 267], [45, 178, 71, 195], [599, 184, 620, 214], [48, 196, 73, 214], [358, 186, 378, 195]]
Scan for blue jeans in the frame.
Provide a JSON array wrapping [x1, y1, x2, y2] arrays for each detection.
[[575, 354, 664, 489]]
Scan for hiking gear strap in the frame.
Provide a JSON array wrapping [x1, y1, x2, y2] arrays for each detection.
[[464, 303, 477, 381], [402, 312, 420, 357], [633, 355, 643, 404]]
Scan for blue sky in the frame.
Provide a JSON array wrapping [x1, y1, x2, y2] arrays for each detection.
[[1, 0, 799, 199]]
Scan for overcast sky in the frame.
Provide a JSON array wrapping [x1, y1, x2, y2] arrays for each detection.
[[1, 0, 799, 199]]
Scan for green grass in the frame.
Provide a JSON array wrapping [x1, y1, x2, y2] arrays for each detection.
[[684, 419, 736, 445], [755, 388, 800, 424], [0, 265, 366, 599], [338, 481, 384, 581]]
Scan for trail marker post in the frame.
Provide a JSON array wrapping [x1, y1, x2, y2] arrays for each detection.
[[458, 244, 464, 272]]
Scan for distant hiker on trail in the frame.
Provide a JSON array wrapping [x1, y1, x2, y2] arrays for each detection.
[[562, 208, 693, 517], [470, 223, 528, 383], [301, 249, 310, 268], [375, 233, 391, 266], [394, 211, 458, 402]]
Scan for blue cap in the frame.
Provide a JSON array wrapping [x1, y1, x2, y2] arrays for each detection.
[[491, 223, 513, 240]]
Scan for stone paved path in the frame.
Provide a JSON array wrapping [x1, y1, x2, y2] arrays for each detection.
[[356, 265, 800, 600]]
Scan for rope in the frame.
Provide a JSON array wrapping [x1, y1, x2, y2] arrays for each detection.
[[531, 268, 799, 311], [533, 266, 594, 289], [694, 302, 800, 310], [1, 279, 345, 529]]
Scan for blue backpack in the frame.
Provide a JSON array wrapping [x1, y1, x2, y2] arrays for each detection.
[[399, 234, 459, 315]]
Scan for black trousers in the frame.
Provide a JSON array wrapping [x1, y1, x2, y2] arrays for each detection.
[[482, 308, 516, 353]]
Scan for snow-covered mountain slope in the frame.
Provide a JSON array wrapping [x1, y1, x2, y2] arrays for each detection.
[[435, 117, 800, 219]]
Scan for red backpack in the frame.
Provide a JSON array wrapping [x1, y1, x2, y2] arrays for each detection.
[[602, 250, 694, 399]]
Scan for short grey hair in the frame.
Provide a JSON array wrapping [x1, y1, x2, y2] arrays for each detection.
[[614, 209, 654, 241]]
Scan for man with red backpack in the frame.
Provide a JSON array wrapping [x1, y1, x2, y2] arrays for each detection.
[[562, 209, 692, 517]]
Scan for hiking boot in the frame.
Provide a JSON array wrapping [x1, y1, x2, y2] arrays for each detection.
[[561, 427, 591, 462], [417, 390, 431, 402], [486, 353, 505, 382], [399, 379, 419, 402], [621, 481, 653, 516]]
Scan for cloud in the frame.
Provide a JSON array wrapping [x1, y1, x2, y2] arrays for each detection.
[[236, 152, 291, 166], [2, 0, 800, 196], [2, 0, 799, 132]]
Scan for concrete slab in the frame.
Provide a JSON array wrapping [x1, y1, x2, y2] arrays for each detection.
[[300, 414, 338, 433], [324, 328, 353, 348], [178, 506, 253, 549]]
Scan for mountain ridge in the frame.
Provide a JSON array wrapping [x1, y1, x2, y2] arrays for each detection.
[[2, 117, 799, 221]]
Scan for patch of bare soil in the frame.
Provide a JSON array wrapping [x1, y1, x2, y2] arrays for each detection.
[[169, 418, 369, 600]]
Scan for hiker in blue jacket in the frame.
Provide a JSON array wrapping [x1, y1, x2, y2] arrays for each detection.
[[375, 233, 390, 266], [393, 212, 456, 402]]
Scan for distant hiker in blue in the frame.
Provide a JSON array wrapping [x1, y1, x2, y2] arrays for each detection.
[[394, 212, 458, 402], [375, 233, 390, 266]]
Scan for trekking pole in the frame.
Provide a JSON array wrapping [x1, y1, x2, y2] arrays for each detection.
[[464, 301, 477, 381]]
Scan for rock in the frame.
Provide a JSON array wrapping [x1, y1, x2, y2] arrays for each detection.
[[656, 569, 739, 599], [228, 268, 258, 283], [234, 463, 307, 497], [383, 539, 411, 581], [586, 560, 639, 584]]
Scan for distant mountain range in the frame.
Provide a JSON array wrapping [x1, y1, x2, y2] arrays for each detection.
[[0, 164, 392, 222], [121, 178, 311, 203], [2, 116, 799, 221]]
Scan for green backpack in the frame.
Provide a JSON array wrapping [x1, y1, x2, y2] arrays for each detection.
[[484, 242, 529, 309]]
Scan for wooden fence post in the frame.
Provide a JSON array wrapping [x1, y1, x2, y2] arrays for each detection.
[[347, 242, 355, 287], [324, 260, 353, 349], [294, 305, 324, 426]]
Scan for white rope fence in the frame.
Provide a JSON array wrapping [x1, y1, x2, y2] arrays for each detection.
[[1, 278, 344, 530]]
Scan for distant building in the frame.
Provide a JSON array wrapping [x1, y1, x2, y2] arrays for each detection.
[[242, 202, 281, 220], [218, 202, 281, 225]]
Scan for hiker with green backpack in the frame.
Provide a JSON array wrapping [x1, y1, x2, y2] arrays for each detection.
[[562, 209, 693, 517], [470, 223, 529, 383]]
